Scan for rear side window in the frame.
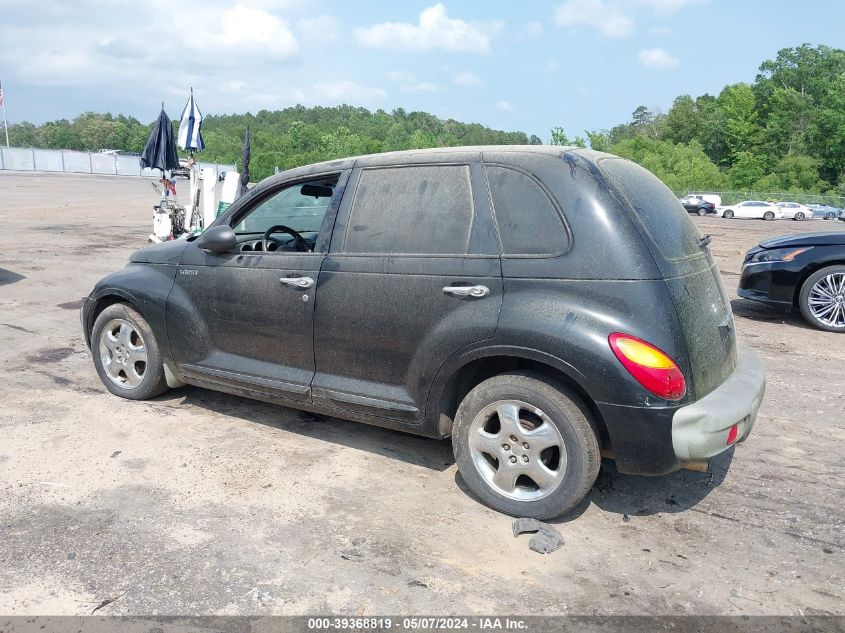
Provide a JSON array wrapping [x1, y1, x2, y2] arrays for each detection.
[[345, 165, 473, 255], [599, 158, 702, 262], [486, 166, 568, 255]]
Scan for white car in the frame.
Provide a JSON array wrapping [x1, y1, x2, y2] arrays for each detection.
[[777, 202, 813, 220], [720, 200, 783, 220], [683, 193, 722, 207]]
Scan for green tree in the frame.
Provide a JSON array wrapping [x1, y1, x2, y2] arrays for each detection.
[[663, 95, 700, 144], [550, 127, 570, 146], [718, 83, 762, 165], [728, 151, 768, 189], [585, 130, 611, 152]]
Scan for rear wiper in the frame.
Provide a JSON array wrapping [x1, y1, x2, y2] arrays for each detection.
[[698, 234, 712, 248]]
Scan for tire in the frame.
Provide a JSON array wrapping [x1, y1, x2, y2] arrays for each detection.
[[697, 207, 707, 216], [825, 212, 835, 220], [798, 265, 845, 333], [795, 212, 805, 221], [763, 211, 775, 221], [91, 303, 169, 399], [723, 210, 734, 219], [452, 372, 600, 519]]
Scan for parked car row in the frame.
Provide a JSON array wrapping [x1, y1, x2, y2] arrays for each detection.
[[680, 195, 845, 222]]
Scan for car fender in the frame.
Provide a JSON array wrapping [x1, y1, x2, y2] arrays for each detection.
[[84, 263, 179, 359]]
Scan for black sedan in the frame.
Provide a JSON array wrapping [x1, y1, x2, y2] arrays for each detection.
[[739, 232, 845, 332], [682, 199, 717, 216]]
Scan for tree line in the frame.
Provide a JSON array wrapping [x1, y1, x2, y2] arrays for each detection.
[[552, 44, 845, 196], [5, 106, 541, 181], [5, 44, 844, 195]]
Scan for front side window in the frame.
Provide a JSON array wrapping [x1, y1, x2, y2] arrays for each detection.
[[233, 176, 338, 242], [344, 165, 474, 255], [486, 165, 569, 255]]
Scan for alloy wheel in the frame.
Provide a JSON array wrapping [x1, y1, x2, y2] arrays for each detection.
[[808, 273, 845, 328], [467, 400, 567, 502], [98, 318, 148, 388]]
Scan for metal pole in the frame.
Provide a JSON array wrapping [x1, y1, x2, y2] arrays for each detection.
[[1, 87, 9, 148]]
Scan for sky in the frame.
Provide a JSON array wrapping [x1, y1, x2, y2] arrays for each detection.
[[1, 0, 844, 142]]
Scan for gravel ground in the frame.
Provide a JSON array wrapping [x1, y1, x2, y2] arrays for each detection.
[[0, 171, 843, 616]]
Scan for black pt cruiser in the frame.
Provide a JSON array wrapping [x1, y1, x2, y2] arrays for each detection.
[[82, 146, 766, 519]]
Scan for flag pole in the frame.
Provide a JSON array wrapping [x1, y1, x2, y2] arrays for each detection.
[[0, 80, 9, 148]]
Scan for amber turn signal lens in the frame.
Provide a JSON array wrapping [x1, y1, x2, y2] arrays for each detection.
[[608, 333, 687, 401]]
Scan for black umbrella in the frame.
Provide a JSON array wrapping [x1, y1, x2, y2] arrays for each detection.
[[140, 105, 179, 175], [237, 128, 250, 200]]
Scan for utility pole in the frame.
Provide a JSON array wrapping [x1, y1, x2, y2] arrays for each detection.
[[0, 80, 9, 148]]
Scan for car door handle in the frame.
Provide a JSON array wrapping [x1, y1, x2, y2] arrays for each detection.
[[442, 284, 490, 298], [279, 276, 314, 289]]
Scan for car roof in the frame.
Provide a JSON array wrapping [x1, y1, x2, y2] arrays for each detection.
[[269, 145, 599, 182]]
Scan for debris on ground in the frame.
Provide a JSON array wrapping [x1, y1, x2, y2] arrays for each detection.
[[512, 518, 565, 554]]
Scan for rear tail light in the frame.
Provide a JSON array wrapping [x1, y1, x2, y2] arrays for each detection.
[[608, 333, 687, 401], [726, 423, 739, 445]]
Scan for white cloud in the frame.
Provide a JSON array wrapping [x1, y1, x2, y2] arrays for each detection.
[[244, 81, 388, 108], [454, 71, 482, 87], [354, 3, 503, 53], [297, 15, 340, 42], [220, 5, 298, 57], [402, 82, 440, 93], [496, 100, 513, 111], [636, 0, 707, 15], [522, 21, 543, 38], [296, 81, 388, 103], [553, 0, 634, 38], [638, 47, 680, 69], [386, 70, 416, 83], [647, 26, 673, 35]]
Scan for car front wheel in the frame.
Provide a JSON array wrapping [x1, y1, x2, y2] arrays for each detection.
[[763, 211, 775, 221], [452, 372, 600, 519], [799, 265, 845, 333], [91, 303, 169, 399], [723, 210, 734, 219]]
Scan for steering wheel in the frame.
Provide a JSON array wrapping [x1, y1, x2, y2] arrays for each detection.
[[263, 225, 310, 252]]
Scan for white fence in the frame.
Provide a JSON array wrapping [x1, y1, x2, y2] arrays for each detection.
[[0, 146, 235, 178]]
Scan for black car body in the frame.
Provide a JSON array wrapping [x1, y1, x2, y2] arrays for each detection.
[[682, 199, 716, 216], [739, 231, 845, 332], [82, 146, 766, 518]]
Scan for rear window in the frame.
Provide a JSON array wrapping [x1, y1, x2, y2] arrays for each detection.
[[486, 165, 569, 255], [599, 158, 703, 262]]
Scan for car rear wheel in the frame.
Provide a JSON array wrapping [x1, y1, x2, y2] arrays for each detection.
[[452, 372, 600, 519], [798, 265, 845, 333], [697, 207, 707, 216], [763, 211, 775, 221], [91, 303, 169, 399], [795, 212, 805, 221], [723, 210, 734, 219], [825, 212, 835, 220]]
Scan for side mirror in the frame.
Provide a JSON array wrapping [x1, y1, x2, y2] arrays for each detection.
[[196, 225, 237, 253]]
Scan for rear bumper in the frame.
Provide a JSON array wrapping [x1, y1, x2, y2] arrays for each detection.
[[597, 344, 765, 475], [671, 345, 765, 461]]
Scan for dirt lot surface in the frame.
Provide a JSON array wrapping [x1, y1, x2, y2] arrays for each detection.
[[1, 171, 843, 616]]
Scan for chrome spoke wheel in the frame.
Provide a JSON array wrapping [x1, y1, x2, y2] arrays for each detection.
[[467, 399, 567, 502], [98, 318, 148, 389], [809, 273, 845, 328]]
